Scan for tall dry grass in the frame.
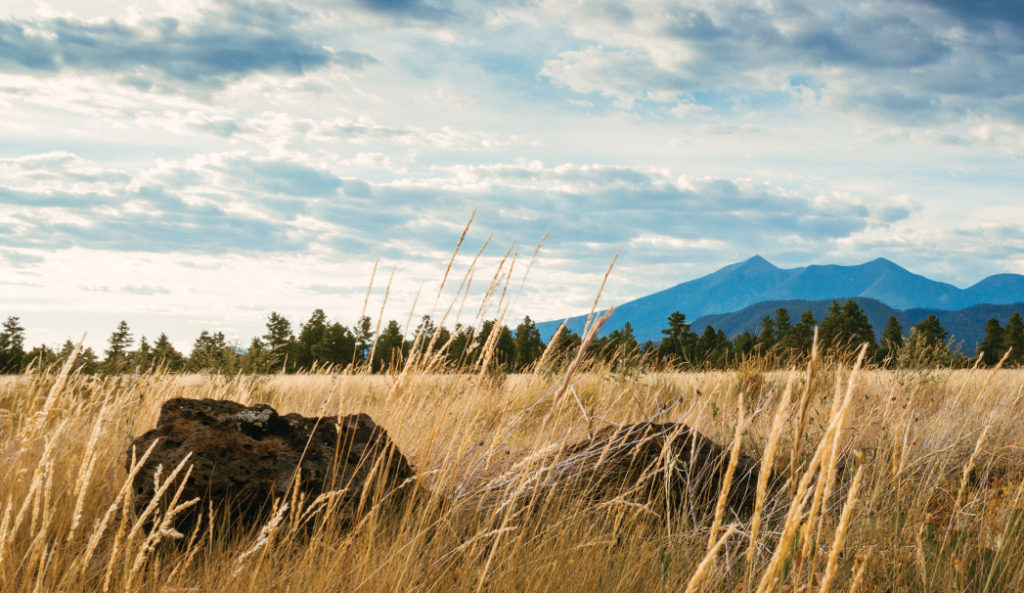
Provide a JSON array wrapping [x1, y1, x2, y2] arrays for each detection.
[[1, 354, 1023, 593]]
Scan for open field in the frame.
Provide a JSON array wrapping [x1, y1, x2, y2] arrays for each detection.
[[1, 362, 1023, 592]]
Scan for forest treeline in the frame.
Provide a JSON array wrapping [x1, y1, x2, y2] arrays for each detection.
[[1, 300, 1023, 375]]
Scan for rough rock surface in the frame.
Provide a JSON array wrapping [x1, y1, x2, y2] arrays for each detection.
[[551, 421, 764, 514], [127, 398, 414, 530]]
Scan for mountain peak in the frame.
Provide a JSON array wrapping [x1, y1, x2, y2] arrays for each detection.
[[863, 256, 901, 269], [738, 254, 776, 270]]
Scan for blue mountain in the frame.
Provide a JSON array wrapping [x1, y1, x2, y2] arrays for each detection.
[[536, 256, 1024, 343]]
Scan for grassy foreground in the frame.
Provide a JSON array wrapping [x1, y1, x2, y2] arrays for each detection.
[[1, 360, 1022, 592]]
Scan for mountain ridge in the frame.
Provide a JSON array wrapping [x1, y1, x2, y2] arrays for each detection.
[[536, 256, 1024, 343]]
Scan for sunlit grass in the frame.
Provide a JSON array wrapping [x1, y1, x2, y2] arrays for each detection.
[[1, 355, 1023, 592]]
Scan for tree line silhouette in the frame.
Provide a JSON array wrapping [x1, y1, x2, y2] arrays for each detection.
[[1, 300, 1022, 374]]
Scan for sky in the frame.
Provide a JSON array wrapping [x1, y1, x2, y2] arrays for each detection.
[[1, 0, 1023, 352]]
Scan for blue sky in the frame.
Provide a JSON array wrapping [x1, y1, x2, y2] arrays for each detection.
[[1, 0, 1023, 351]]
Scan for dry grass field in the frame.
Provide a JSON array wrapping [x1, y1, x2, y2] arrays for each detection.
[[1, 358, 1023, 592]]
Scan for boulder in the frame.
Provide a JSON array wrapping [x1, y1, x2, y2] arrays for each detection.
[[127, 398, 414, 531], [548, 421, 765, 515]]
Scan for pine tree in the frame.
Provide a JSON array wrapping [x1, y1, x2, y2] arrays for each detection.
[[841, 300, 877, 353], [819, 300, 875, 356], [104, 320, 134, 374], [513, 316, 545, 371], [878, 316, 904, 364], [1003, 312, 1024, 366], [494, 325, 516, 371], [696, 325, 719, 366], [243, 337, 270, 373], [696, 324, 731, 368], [978, 318, 1004, 366], [411, 316, 437, 356], [914, 315, 948, 350], [758, 315, 777, 350], [78, 347, 100, 374], [373, 320, 407, 372], [152, 333, 185, 371], [0, 316, 26, 373], [132, 336, 153, 371], [312, 323, 356, 369], [659, 312, 696, 365], [24, 345, 57, 370], [773, 308, 792, 347], [447, 324, 474, 368], [732, 331, 758, 357], [263, 312, 295, 372], [353, 315, 374, 365], [786, 310, 817, 357], [264, 312, 294, 349], [817, 301, 845, 352], [904, 314, 949, 367], [546, 326, 581, 368], [297, 309, 329, 369], [188, 331, 238, 373]]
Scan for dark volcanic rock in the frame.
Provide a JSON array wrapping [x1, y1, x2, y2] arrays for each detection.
[[127, 398, 414, 531], [552, 421, 765, 514]]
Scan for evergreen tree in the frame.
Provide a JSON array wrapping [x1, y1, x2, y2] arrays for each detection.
[[263, 312, 295, 371], [659, 312, 696, 365], [978, 318, 1004, 366], [817, 301, 845, 352], [494, 324, 516, 371], [58, 340, 101, 374], [913, 315, 948, 350], [264, 312, 294, 349], [786, 310, 817, 357], [82, 348, 100, 374], [297, 309, 329, 369], [732, 331, 758, 358], [818, 300, 876, 356], [0, 316, 26, 373], [473, 319, 517, 370], [1003, 312, 1024, 366], [842, 300, 877, 353], [546, 326, 582, 368], [373, 320, 407, 372], [600, 321, 640, 369], [242, 337, 270, 374], [24, 345, 57, 370], [353, 315, 374, 365], [904, 314, 950, 367], [151, 333, 185, 371], [312, 322, 356, 369], [103, 321, 134, 374], [411, 315, 437, 357], [188, 331, 238, 373], [513, 316, 545, 371], [433, 325, 452, 357], [447, 324, 474, 368], [878, 316, 904, 364], [772, 308, 793, 350], [696, 324, 731, 368], [131, 336, 153, 371], [473, 319, 495, 365], [758, 315, 777, 350]]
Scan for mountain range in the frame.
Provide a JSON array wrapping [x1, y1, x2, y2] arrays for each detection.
[[536, 256, 1024, 350]]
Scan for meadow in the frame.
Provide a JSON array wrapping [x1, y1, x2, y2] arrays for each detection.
[[1, 353, 1022, 593]]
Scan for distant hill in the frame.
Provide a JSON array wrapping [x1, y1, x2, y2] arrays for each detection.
[[536, 256, 1024, 344], [690, 298, 1024, 354]]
